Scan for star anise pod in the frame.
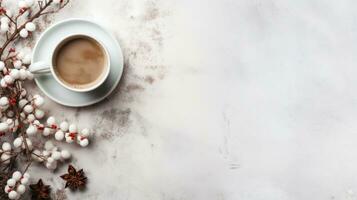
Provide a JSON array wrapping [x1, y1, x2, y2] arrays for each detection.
[[29, 179, 51, 200], [60, 165, 87, 190]]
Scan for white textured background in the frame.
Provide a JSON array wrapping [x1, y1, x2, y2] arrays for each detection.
[[23, 0, 357, 199]]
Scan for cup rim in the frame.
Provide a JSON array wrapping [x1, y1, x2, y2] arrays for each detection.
[[50, 34, 111, 93]]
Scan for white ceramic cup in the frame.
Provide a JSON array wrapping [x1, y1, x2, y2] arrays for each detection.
[[29, 34, 111, 92]]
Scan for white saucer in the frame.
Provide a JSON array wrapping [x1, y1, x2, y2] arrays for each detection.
[[32, 18, 124, 107]]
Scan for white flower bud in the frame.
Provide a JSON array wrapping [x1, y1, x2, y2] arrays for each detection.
[[26, 125, 37, 135], [46, 116, 55, 125], [34, 95, 44, 107], [13, 137, 23, 148], [4, 75, 14, 84], [19, 29, 28, 38], [79, 138, 89, 147], [61, 150, 71, 159], [0, 97, 8, 106], [0, 122, 9, 132], [34, 109, 44, 119], [47, 157, 54, 163], [25, 22, 36, 32], [6, 178, 16, 187], [43, 127, 51, 136], [0, 24, 9, 32], [69, 124, 77, 132], [27, 114, 35, 122], [12, 171, 22, 181], [23, 173, 30, 179], [16, 184, 26, 194], [55, 130, 64, 141], [18, 99, 28, 108], [60, 121, 69, 131], [13, 60, 22, 69], [20, 177, 28, 185], [81, 128, 90, 137], [4, 185, 10, 193], [1, 153, 10, 164], [23, 105, 33, 113], [7, 110, 14, 118], [2, 142, 11, 151], [8, 190, 18, 199]]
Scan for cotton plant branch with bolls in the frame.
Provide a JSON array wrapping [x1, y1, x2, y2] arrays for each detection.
[[0, 0, 91, 199]]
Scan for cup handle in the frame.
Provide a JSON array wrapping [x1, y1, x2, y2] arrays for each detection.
[[28, 61, 51, 74]]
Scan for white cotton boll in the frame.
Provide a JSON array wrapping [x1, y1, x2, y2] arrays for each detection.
[[26, 71, 33, 80], [34, 96, 44, 107], [13, 137, 23, 148], [18, 99, 28, 108], [55, 130, 64, 141], [34, 109, 44, 119], [0, 97, 9, 106], [8, 191, 18, 200], [13, 60, 22, 69], [25, 0, 34, 7], [0, 61, 5, 71], [0, 17, 9, 24], [42, 150, 50, 157], [6, 178, 16, 187], [10, 69, 19, 79], [60, 121, 69, 131], [12, 171, 22, 181], [22, 54, 31, 65], [79, 138, 89, 147], [53, 0, 61, 4], [61, 150, 71, 159], [4, 75, 13, 84], [19, 29, 28, 38], [47, 157, 54, 163], [23, 105, 33, 113], [52, 151, 61, 160], [25, 22, 35, 32], [45, 160, 57, 170], [80, 128, 90, 137], [18, 0, 27, 8], [0, 122, 8, 132], [26, 125, 36, 135], [42, 127, 51, 136], [0, 24, 9, 33], [16, 184, 25, 194], [44, 141, 54, 151], [46, 116, 55, 125], [20, 177, 28, 185], [2, 142, 11, 151], [69, 124, 77, 132], [19, 69, 27, 80]]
